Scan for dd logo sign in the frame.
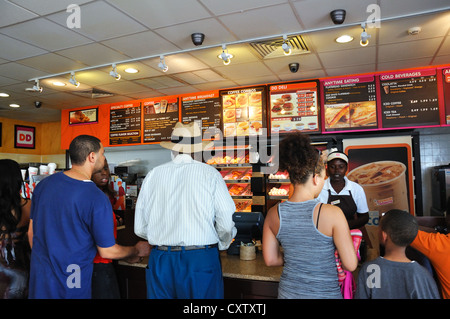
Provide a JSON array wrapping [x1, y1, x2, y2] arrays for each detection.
[[14, 125, 35, 149]]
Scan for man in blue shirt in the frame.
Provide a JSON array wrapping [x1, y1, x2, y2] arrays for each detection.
[[28, 135, 150, 299]]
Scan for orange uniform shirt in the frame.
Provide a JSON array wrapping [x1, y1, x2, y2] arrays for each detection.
[[411, 230, 450, 299]]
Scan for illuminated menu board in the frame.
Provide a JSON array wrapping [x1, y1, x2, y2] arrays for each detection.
[[322, 75, 377, 132], [142, 96, 179, 143], [181, 91, 222, 139], [379, 69, 440, 128], [109, 101, 141, 145], [442, 68, 450, 125], [220, 86, 266, 137], [269, 80, 319, 134]]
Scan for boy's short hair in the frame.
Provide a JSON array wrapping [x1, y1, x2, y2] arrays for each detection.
[[69, 135, 101, 165], [380, 209, 418, 247]]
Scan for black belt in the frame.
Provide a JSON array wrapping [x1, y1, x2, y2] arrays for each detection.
[[155, 244, 218, 252]]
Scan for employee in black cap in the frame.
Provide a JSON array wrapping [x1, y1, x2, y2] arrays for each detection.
[[317, 151, 369, 229]]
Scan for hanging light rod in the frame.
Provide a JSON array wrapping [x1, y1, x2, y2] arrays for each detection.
[[27, 7, 449, 84]]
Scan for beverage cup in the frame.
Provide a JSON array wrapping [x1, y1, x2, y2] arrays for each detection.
[[39, 165, 49, 175], [295, 123, 305, 131], [347, 160, 408, 215], [21, 169, 26, 181], [48, 163, 57, 174], [28, 167, 38, 178]]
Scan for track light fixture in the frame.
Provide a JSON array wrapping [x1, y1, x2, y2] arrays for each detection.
[[69, 72, 80, 87], [360, 23, 371, 47], [158, 56, 169, 72], [25, 79, 43, 93], [218, 44, 233, 65], [281, 35, 292, 56], [109, 64, 121, 80]]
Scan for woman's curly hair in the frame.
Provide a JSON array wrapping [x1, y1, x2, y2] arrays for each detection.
[[278, 132, 323, 185]]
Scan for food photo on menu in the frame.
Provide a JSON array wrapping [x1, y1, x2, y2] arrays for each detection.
[[270, 91, 318, 133], [222, 91, 263, 137], [324, 101, 376, 129]]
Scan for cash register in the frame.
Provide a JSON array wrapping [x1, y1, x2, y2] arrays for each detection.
[[227, 212, 264, 255]]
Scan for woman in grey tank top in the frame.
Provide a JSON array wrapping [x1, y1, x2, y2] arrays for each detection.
[[263, 133, 358, 299]]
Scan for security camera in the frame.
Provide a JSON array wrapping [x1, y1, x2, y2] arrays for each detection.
[[330, 9, 346, 24], [34, 101, 42, 108], [289, 63, 299, 73], [191, 33, 205, 46]]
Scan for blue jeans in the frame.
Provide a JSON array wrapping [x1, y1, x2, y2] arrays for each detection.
[[146, 246, 224, 299]]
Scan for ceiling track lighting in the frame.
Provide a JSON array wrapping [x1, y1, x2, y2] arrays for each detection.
[[25, 79, 43, 92], [219, 44, 233, 65], [109, 63, 121, 80], [69, 72, 80, 87], [158, 56, 169, 72], [360, 23, 371, 47], [281, 35, 292, 56]]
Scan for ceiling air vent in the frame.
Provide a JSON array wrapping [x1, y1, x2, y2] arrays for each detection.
[[249, 35, 310, 59], [73, 88, 114, 99]]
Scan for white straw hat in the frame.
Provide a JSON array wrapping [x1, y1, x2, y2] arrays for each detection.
[[160, 122, 213, 153]]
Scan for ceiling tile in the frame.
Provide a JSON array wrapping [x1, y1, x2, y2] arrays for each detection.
[[106, 0, 212, 29], [0, 34, 48, 61], [9, 0, 94, 15], [218, 4, 303, 39], [101, 31, 180, 58], [199, 0, 287, 16], [17, 53, 88, 74], [378, 37, 443, 62], [0, 18, 93, 51], [318, 46, 376, 69], [0, 62, 48, 81], [55, 43, 131, 66], [46, 1, 147, 41], [0, 1, 38, 27]]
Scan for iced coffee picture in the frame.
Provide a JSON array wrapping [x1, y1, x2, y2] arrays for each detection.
[[347, 161, 408, 214]]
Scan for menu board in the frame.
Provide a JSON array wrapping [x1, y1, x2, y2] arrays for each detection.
[[442, 68, 450, 125], [269, 80, 319, 134], [142, 96, 179, 143], [220, 86, 266, 137], [322, 75, 377, 131], [181, 91, 222, 139], [379, 69, 440, 128], [109, 102, 141, 145]]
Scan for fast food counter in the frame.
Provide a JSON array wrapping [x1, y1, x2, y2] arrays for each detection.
[[115, 251, 282, 299], [115, 209, 282, 299]]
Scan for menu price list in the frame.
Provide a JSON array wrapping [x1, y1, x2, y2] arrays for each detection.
[[442, 68, 450, 125], [380, 69, 440, 128], [181, 92, 222, 139], [322, 75, 377, 131], [269, 81, 319, 134], [221, 87, 265, 137], [109, 103, 141, 145], [142, 98, 179, 143]]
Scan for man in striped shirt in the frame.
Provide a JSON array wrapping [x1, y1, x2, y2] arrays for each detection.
[[134, 122, 236, 299]]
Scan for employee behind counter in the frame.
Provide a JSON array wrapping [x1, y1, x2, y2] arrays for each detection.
[[317, 151, 369, 230]]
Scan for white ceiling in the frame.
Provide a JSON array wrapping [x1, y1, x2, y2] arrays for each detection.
[[0, 0, 449, 122]]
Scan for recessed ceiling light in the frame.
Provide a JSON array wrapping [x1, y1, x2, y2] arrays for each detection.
[[0, 93, 9, 97], [336, 35, 354, 43], [52, 81, 66, 87], [9, 104, 20, 108], [124, 68, 139, 74]]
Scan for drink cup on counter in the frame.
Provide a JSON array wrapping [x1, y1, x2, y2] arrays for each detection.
[[39, 165, 49, 175], [47, 163, 57, 174], [28, 167, 38, 178], [21, 169, 26, 181], [347, 161, 408, 215], [240, 244, 256, 261]]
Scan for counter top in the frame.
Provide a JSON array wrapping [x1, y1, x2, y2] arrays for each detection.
[[118, 250, 283, 282]]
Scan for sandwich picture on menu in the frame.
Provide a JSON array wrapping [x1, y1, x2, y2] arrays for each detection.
[[350, 101, 376, 127], [325, 103, 350, 128]]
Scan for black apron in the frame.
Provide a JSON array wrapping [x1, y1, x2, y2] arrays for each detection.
[[327, 189, 357, 221]]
